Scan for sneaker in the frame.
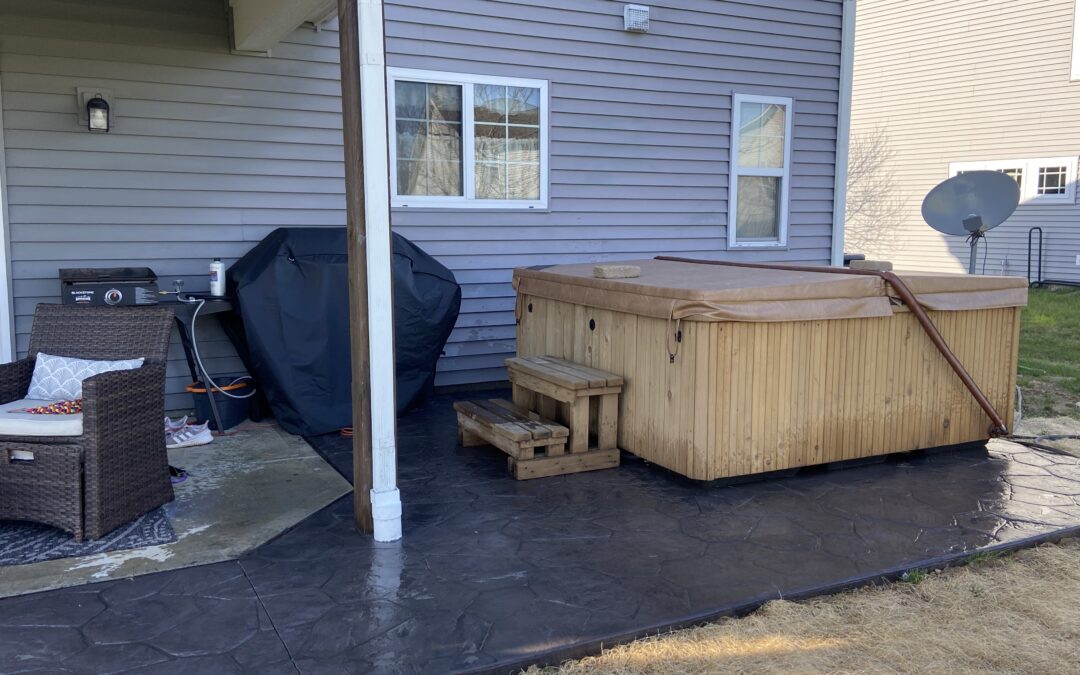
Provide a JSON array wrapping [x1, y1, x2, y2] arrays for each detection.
[[169, 465, 189, 485], [166, 422, 212, 449], [164, 415, 188, 433]]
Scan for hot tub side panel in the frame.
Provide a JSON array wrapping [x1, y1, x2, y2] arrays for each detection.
[[517, 297, 708, 478], [517, 295, 1020, 480]]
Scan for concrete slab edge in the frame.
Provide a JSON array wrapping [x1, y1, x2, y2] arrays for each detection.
[[471, 524, 1080, 675]]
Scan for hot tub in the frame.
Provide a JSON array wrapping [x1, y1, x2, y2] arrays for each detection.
[[513, 258, 1027, 480]]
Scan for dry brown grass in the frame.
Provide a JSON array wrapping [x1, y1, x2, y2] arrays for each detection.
[[530, 539, 1080, 674]]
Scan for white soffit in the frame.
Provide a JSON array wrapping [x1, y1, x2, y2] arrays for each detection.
[[229, 0, 338, 53]]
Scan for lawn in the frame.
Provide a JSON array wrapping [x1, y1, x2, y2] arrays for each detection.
[[532, 540, 1080, 674], [1018, 286, 1080, 418]]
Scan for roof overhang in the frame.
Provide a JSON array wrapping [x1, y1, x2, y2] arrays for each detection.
[[228, 0, 337, 54]]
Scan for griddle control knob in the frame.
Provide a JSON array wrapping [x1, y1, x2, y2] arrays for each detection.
[[104, 288, 123, 306]]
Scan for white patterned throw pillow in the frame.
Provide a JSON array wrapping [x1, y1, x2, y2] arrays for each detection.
[[27, 352, 144, 401]]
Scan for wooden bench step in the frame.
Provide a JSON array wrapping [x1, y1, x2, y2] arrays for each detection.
[[505, 355, 624, 390], [505, 355, 625, 456]]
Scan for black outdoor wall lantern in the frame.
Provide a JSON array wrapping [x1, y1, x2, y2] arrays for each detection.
[[86, 94, 110, 132]]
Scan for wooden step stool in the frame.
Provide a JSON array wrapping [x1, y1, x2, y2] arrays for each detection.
[[504, 355, 623, 468], [454, 399, 594, 480]]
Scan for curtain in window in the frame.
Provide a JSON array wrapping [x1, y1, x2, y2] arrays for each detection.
[[735, 102, 786, 241], [395, 81, 463, 196]]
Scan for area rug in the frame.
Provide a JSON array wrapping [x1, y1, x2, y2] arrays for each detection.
[[0, 508, 176, 566]]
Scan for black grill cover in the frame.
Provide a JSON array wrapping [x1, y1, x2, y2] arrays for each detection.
[[225, 227, 460, 436]]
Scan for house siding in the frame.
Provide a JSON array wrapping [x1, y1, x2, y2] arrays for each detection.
[[385, 0, 844, 385], [849, 0, 1080, 282], [0, 0, 344, 410], [0, 0, 844, 409]]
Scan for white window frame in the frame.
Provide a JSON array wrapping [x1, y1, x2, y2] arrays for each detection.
[[949, 157, 1078, 204], [1071, 0, 1080, 81], [387, 68, 549, 210], [728, 93, 794, 248]]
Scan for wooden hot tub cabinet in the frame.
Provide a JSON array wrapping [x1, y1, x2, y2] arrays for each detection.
[[513, 259, 1026, 481]]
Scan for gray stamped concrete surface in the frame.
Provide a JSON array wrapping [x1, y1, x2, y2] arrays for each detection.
[[0, 423, 351, 599], [3, 390, 1080, 674]]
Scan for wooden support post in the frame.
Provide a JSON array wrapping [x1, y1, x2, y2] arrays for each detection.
[[338, 0, 401, 541], [511, 383, 534, 412], [337, 0, 372, 534], [538, 394, 557, 421], [569, 397, 589, 453], [598, 393, 618, 450]]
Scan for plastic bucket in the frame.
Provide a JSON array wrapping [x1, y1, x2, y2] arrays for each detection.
[[186, 379, 253, 431]]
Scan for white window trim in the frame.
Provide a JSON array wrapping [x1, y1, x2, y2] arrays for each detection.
[[1071, 0, 1080, 81], [949, 157, 1078, 204], [386, 67, 549, 210], [0, 79, 14, 362], [728, 93, 794, 248]]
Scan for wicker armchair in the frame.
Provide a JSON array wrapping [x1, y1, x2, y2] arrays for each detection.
[[0, 304, 175, 541]]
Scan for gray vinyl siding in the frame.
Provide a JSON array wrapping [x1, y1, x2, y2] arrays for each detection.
[[0, 0, 844, 408], [0, 0, 343, 411], [849, 0, 1080, 282], [386, 0, 845, 384]]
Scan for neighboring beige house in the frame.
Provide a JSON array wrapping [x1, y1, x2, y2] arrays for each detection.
[[849, 0, 1080, 284]]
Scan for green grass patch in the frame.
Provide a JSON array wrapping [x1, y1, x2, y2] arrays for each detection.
[[965, 550, 1007, 566], [1018, 287, 1080, 418]]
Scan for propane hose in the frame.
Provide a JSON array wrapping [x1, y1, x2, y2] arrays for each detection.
[[183, 295, 257, 401]]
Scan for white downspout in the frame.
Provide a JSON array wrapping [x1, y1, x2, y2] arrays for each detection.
[[356, 0, 401, 542], [0, 78, 15, 363], [830, 0, 856, 267]]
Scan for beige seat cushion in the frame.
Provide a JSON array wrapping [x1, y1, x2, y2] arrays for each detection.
[[0, 399, 83, 437]]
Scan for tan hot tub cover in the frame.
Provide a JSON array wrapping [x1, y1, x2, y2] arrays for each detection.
[[512, 258, 1029, 323]]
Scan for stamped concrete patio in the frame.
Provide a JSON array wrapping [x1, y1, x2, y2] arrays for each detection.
[[2, 389, 1080, 674]]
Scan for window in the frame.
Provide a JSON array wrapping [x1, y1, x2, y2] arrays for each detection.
[[1037, 165, 1068, 195], [388, 68, 548, 209], [949, 157, 1077, 203], [729, 94, 793, 247], [956, 166, 1024, 190]]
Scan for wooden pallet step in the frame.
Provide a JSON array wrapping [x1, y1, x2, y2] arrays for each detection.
[[457, 414, 564, 460], [487, 399, 568, 438], [472, 398, 566, 440], [454, 400, 537, 442], [454, 398, 570, 463], [509, 447, 620, 480]]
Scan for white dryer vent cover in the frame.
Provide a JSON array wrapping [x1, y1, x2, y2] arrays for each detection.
[[624, 4, 650, 32]]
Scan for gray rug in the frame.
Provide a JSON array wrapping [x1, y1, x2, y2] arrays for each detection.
[[0, 508, 176, 566]]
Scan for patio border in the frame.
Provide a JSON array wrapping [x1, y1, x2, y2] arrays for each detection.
[[473, 524, 1080, 675]]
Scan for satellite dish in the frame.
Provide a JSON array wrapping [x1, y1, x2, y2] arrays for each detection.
[[921, 170, 1020, 274]]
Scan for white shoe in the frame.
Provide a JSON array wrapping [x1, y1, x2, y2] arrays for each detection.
[[166, 422, 212, 449], [164, 415, 188, 433]]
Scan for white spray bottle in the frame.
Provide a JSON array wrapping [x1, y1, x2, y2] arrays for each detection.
[[209, 258, 225, 296]]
